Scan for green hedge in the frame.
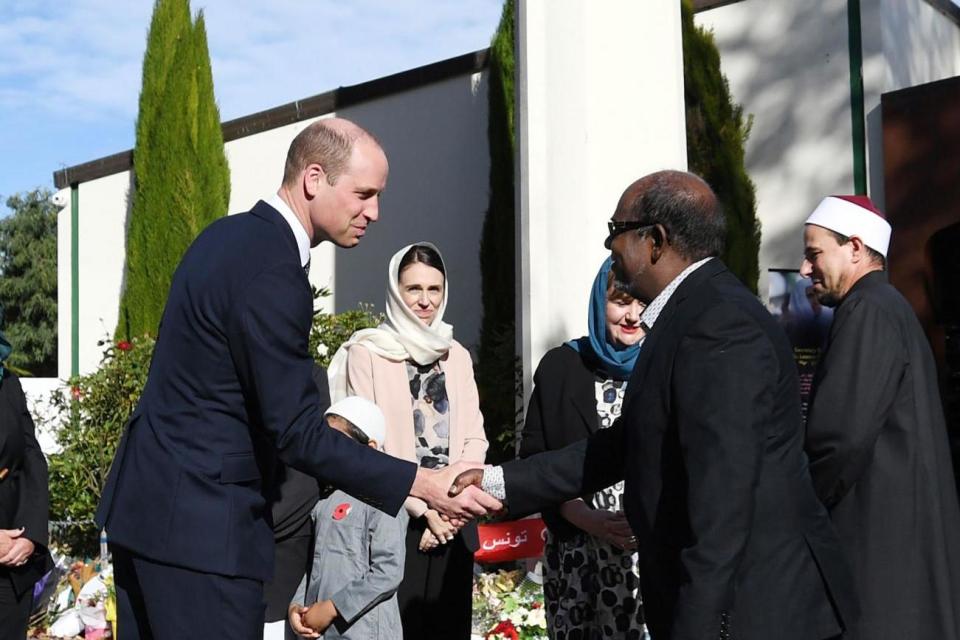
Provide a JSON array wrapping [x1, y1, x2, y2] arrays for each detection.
[[682, 0, 760, 292]]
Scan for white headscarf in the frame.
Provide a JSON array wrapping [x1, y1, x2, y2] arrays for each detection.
[[327, 242, 454, 402]]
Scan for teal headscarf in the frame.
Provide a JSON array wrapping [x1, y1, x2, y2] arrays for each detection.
[[0, 305, 11, 380], [566, 256, 643, 380]]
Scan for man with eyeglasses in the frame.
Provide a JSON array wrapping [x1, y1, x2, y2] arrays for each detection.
[[455, 170, 858, 640]]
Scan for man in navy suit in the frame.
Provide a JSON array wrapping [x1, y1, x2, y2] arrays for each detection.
[[96, 118, 500, 639]]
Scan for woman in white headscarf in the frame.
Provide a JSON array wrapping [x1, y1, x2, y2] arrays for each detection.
[[327, 243, 487, 639]]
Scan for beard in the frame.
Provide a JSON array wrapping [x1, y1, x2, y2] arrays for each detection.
[[813, 287, 841, 308]]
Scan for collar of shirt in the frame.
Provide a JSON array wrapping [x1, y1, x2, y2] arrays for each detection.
[[267, 193, 311, 269], [639, 257, 714, 330]]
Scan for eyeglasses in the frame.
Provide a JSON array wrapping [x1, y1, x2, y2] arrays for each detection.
[[604, 220, 657, 249]]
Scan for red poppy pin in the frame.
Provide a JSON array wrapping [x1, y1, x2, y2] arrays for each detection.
[[332, 503, 352, 521]]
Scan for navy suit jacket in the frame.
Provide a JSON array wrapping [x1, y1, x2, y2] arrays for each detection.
[[96, 201, 416, 582]]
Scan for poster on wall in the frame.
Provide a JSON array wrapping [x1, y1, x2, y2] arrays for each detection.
[[768, 269, 834, 423]]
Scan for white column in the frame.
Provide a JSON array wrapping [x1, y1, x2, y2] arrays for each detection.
[[517, 0, 688, 400]]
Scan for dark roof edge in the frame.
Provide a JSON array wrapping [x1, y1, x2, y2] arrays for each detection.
[[692, 0, 747, 11], [881, 72, 960, 106], [922, 0, 960, 27], [53, 48, 490, 189]]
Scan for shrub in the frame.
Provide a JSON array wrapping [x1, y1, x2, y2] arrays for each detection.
[[47, 336, 154, 557], [308, 287, 383, 368]]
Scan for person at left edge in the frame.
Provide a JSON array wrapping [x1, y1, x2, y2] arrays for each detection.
[[95, 118, 501, 640], [0, 312, 52, 640]]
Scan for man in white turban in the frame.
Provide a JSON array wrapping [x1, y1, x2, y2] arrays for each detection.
[[801, 195, 960, 640]]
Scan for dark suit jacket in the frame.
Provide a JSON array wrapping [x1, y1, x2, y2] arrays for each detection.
[[262, 365, 324, 621], [503, 260, 857, 640], [96, 201, 417, 582], [519, 345, 609, 540], [0, 372, 52, 597]]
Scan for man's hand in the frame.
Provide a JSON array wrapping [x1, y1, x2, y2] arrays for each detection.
[[410, 461, 502, 522], [288, 604, 320, 638], [303, 600, 338, 633], [449, 467, 485, 497], [0, 529, 34, 567]]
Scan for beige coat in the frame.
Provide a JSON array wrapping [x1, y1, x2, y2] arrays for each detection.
[[345, 342, 489, 518]]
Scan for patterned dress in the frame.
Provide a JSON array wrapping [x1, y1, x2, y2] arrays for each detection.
[[542, 378, 649, 640], [406, 361, 450, 468]]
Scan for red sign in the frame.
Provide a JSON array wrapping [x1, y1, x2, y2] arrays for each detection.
[[474, 518, 546, 563]]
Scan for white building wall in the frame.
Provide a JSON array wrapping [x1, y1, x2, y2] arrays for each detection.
[[76, 171, 132, 375], [862, 0, 960, 208], [56, 191, 71, 380], [57, 70, 489, 376], [696, 0, 856, 288], [518, 0, 688, 391], [881, 0, 960, 91]]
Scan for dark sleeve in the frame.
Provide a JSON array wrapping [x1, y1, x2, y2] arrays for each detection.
[[229, 263, 416, 517], [518, 353, 574, 535], [805, 298, 903, 508], [669, 304, 774, 638], [517, 362, 549, 460], [502, 418, 624, 519], [9, 375, 49, 549]]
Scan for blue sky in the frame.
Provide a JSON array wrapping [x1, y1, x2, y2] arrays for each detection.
[[0, 0, 504, 216]]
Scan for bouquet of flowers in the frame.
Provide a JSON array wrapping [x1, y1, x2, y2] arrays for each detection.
[[473, 569, 548, 640]]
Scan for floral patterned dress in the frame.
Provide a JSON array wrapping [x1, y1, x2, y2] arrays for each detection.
[[406, 361, 450, 468], [542, 378, 649, 640]]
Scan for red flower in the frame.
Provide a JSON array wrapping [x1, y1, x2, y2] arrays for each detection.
[[487, 620, 519, 640], [70, 386, 82, 400], [117, 340, 132, 352]]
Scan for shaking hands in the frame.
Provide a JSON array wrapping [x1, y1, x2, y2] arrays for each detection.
[[409, 461, 501, 526]]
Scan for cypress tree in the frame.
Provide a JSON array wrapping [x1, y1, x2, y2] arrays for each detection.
[[118, 0, 230, 339], [190, 12, 230, 237], [476, 0, 517, 463], [682, 0, 760, 292]]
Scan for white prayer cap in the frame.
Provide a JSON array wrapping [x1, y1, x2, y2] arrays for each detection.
[[804, 195, 892, 258], [325, 396, 387, 446]]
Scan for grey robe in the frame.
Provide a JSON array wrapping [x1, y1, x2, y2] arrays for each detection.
[[292, 489, 408, 639], [806, 271, 960, 639]]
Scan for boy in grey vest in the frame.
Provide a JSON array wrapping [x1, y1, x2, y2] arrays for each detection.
[[288, 396, 408, 639]]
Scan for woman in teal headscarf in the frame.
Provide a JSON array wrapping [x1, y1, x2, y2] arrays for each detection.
[[519, 257, 649, 640], [0, 310, 52, 639]]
